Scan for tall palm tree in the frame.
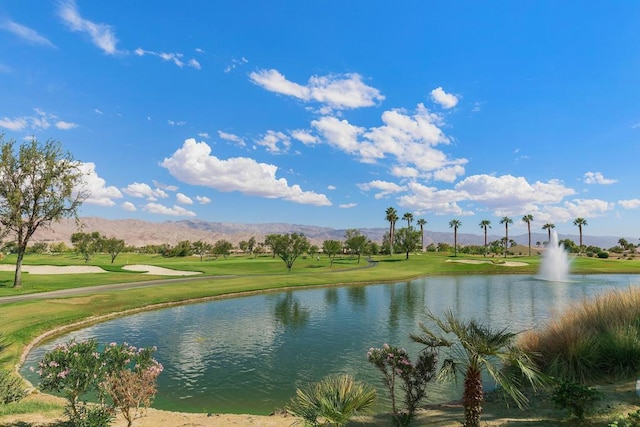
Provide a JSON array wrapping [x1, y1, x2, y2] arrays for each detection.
[[411, 311, 544, 427], [449, 219, 461, 257], [479, 220, 491, 257], [521, 214, 534, 256], [573, 217, 588, 255], [402, 212, 414, 229], [385, 207, 398, 256], [417, 218, 427, 252], [541, 223, 555, 244], [499, 216, 513, 258]]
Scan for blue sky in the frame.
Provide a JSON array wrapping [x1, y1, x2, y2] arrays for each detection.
[[1, 1, 640, 237]]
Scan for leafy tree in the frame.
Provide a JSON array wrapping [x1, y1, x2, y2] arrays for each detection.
[[50, 241, 69, 254], [573, 217, 588, 255], [411, 311, 545, 427], [522, 214, 534, 256], [322, 240, 342, 266], [395, 227, 420, 260], [449, 219, 461, 256], [499, 216, 513, 258], [385, 207, 399, 256], [542, 223, 555, 244], [272, 232, 310, 272], [0, 137, 87, 287], [191, 240, 211, 261], [308, 244, 319, 258], [263, 233, 279, 258], [416, 218, 427, 252], [212, 239, 233, 259], [26, 241, 49, 254], [479, 220, 491, 257], [170, 240, 192, 257], [344, 228, 367, 263], [247, 236, 256, 255], [71, 231, 102, 263], [102, 236, 125, 264]]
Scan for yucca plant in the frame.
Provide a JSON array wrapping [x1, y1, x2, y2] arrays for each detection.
[[287, 374, 377, 426]]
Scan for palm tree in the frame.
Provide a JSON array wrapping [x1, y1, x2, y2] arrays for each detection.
[[402, 212, 414, 229], [417, 218, 427, 252], [478, 220, 491, 257], [541, 223, 555, 244], [411, 311, 544, 427], [522, 214, 534, 256], [573, 217, 588, 255], [449, 219, 461, 257], [499, 216, 513, 258], [385, 207, 398, 256]]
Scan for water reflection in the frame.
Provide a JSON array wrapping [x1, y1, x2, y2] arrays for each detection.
[[20, 274, 640, 415]]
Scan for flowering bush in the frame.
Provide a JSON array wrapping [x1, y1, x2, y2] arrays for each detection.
[[36, 339, 162, 427], [367, 343, 437, 426]]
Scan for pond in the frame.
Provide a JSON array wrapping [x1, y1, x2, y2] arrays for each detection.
[[20, 274, 640, 415]]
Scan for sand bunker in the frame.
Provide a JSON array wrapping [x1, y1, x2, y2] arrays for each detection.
[[122, 264, 202, 276], [0, 265, 106, 274], [446, 259, 529, 267]]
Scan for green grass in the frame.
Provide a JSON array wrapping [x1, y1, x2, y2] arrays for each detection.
[[519, 286, 640, 382]]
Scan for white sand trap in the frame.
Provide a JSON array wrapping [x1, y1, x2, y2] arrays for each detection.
[[123, 264, 202, 276], [446, 259, 529, 267], [0, 265, 106, 274]]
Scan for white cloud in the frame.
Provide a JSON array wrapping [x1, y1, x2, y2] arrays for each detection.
[[327, 185, 336, 190], [357, 180, 405, 199], [390, 166, 420, 178], [198, 132, 211, 139], [0, 116, 28, 131], [161, 138, 331, 206], [152, 180, 178, 191], [583, 171, 617, 185], [121, 201, 137, 212], [176, 192, 193, 204], [143, 203, 196, 217], [122, 182, 169, 200], [249, 69, 384, 110], [291, 129, 318, 145], [55, 120, 78, 130], [167, 119, 186, 126], [255, 130, 291, 153], [58, 0, 119, 55], [78, 162, 122, 206], [0, 109, 76, 132], [312, 104, 467, 179], [398, 182, 472, 216], [545, 199, 614, 223], [94, 109, 104, 115], [618, 199, 640, 209], [0, 19, 55, 47], [195, 195, 211, 204], [430, 87, 459, 109], [135, 48, 201, 69], [224, 57, 248, 73], [218, 130, 246, 146], [339, 203, 357, 208]]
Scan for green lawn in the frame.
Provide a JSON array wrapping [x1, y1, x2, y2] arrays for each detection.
[[1, 251, 640, 367]]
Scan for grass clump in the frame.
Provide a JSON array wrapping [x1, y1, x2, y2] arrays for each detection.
[[519, 287, 640, 382], [287, 374, 377, 426]]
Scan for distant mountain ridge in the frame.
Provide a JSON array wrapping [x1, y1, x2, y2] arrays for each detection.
[[30, 217, 632, 250]]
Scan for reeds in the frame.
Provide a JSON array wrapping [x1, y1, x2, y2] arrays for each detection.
[[519, 286, 640, 382]]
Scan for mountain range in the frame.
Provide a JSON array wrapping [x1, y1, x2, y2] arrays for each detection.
[[29, 217, 634, 250]]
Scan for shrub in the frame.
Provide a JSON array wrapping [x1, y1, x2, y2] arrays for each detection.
[[609, 409, 640, 427], [36, 339, 162, 427], [287, 374, 376, 427], [552, 380, 603, 420], [367, 344, 437, 426], [597, 251, 610, 258], [0, 369, 27, 404]]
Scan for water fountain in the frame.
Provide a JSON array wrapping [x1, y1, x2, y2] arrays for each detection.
[[538, 230, 571, 281]]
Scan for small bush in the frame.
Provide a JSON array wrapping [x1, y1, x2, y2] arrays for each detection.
[[552, 380, 602, 419], [287, 374, 376, 427], [597, 251, 610, 258], [609, 409, 640, 427], [0, 369, 27, 404]]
